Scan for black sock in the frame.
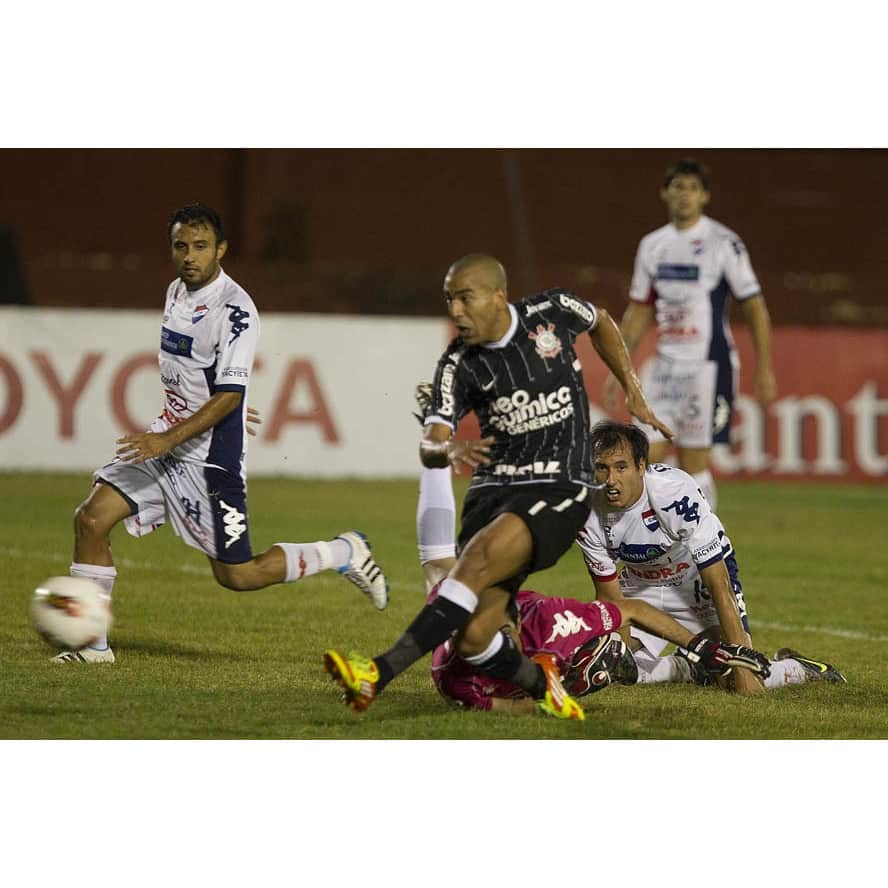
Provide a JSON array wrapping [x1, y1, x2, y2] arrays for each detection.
[[475, 631, 548, 699], [374, 596, 473, 691]]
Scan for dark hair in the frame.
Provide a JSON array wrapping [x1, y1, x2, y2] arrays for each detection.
[[167, 203, 225, 244], [663, 157, 710, 191], [589, 420, 650, 469]]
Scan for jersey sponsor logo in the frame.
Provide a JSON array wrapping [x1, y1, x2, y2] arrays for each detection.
[[439, 359, 458, 417], [625, 561, 691, 581], [493, 460, 561, 477], [642, 509, 660, 531], [221, 366, 249, 379], [161, 326, 194, 357], [219, 499, 247, 549], [545, 609, 594, 643], [164, 389, 188, 413], [192, 304, 209, 324], [528, 323, 563, 360], [663, 496, 701, 524], [656, 263, 700, 281], [615, 543, 668, 563], [593, 600, 614, 630], [524, 300, 552, 317], [488, 386, 574, 435], [160, 366, 181, 387], [558, 294, 595, 325], [224, 303, 250, 344], [692, 538, 723, 562]]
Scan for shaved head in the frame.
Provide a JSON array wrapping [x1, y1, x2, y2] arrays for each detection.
[[446, 254, 508, 293], [443, 253, 512, 346]]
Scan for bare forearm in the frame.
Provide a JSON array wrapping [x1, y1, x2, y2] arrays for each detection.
[[589, 309, 643, 395], [741, 295, 773, 367], [700, 562, 750, 646], [165, 392, 243, 448], [620, 598, 693, 648]]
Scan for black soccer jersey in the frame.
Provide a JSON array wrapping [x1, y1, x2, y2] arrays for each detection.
[[426, 289, 599, 490]]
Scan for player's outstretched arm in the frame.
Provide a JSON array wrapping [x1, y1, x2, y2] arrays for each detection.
[[592, 577, 633, 649], [589, 309, 673, 439], [116, 391, 243, 464], [698, 559, 765, 695], [602, 302, 655, 411]]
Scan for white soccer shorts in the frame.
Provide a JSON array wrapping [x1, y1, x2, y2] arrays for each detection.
[[637, 355, 737, 448], [95, 454, 253, 564]]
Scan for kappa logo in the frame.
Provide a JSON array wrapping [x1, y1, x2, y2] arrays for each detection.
[[545, 610, 594, 643], [713, 395, 731, 434], [225, 303, 250, 344], [219, 499, 247, 548], [663, 496, 701, 525], [528, 323, 562, 360]]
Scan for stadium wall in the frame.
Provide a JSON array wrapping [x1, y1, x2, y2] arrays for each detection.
[[1, 308, 886, 482]]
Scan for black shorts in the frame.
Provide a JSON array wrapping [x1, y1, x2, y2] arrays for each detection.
[[457, 481, 592, 593]]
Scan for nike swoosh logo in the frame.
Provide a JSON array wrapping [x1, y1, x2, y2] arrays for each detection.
[[482, 380, 496, 391]]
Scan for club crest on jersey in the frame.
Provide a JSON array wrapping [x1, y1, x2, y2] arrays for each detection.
[[192, 304, 209, 324], [528, 323, 562, 359], [642, 509, 660, 531], [691, 239, 704, 255]]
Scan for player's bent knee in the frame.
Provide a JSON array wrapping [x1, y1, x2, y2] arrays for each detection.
[[74, 502, 108, 540]]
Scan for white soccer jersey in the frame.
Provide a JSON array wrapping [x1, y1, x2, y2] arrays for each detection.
[[629, 215, 761, 363], [576, 464, 732, 595], [151, 269, 259, 477]]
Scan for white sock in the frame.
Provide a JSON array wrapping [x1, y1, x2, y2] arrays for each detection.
[[437, 577, 478, 612], [635, 654, 693, 684], [464, 631, 504, 666], [764, 658, 809, 688], [417, 466, 456, 563], [692, 469, 717, 509], [70, 562, 116, 650], [276, 539, 351, 582]]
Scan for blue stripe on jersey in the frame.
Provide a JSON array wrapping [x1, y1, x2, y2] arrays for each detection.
[[207, 398, 245, 474], [707, 276, 732, 363], [655, 264, 700, 281]]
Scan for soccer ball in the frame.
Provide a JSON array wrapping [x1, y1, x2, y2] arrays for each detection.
[[30, 576, 112, 651]]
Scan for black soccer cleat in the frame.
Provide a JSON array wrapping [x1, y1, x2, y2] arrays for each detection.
[[774, 648, 847, 684]]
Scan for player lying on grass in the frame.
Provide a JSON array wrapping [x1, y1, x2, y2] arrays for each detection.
[[578, 420, 846, 690]]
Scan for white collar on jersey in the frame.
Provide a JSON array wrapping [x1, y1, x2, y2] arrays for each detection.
[[670, 215, 709, 237], [482, 303, 518, 349]]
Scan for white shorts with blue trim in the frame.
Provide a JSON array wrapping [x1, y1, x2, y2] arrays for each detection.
[[95, 454, 253, 564]]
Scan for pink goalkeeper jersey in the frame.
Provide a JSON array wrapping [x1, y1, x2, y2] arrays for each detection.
[[430, 590, 622, 710]]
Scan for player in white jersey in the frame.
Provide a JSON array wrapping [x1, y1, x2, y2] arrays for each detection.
[[576, 421, 846, 692], [603, 158, 777, 507], [53, 203, 388, 664]]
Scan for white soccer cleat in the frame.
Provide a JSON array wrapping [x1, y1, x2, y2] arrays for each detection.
[[336, 531, 389, 610], [51, 646, 116, 664]]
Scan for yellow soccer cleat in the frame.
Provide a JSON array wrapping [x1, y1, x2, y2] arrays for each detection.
[[532, 653, 585, 720], [324, 649, 380, 712]]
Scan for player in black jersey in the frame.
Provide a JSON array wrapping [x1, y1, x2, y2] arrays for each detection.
[[325, 253, 672, 719]]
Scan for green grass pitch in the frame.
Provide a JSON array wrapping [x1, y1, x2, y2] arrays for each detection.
[[1, 472, 886, 739]]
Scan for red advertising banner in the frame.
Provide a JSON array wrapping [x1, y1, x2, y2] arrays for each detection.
[[459, 326, 888, 483]]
